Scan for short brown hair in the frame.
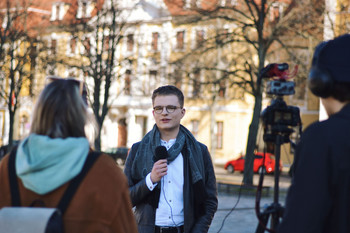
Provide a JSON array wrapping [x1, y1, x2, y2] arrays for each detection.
[[152, 85, 184, 108]]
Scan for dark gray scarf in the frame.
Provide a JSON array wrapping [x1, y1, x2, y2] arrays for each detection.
[[131, 124, 205, 184]]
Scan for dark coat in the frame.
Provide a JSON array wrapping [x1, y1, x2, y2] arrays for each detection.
[[124, 141, 218, 233], [277, 104, 350, 233]]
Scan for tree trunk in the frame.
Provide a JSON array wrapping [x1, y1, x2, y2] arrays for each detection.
[[243, 92, 262, 185], [94, 115, 102, 151], [8, 48, 16, 151], [8, 110, 15, 150], [94, 131, 101, 151], [210, 95, 217, 161]]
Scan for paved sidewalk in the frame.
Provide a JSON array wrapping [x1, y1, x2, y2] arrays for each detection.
[[209, 167, 291, 233], [209, 192, 287, 233]]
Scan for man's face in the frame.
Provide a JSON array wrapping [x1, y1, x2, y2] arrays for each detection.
[[152, 94, 185, 132]]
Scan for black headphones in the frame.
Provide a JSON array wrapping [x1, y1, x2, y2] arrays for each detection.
[[308, 41, 334, 98]]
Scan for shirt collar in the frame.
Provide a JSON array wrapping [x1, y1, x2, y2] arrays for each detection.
[[160, 138, 176, 149]]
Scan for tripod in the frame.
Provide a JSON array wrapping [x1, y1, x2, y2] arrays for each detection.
[[255, 132, 289, 233], [254, 63, 301, 232]]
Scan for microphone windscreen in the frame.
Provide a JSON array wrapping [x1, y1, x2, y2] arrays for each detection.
[[154, 146, 168, 161]]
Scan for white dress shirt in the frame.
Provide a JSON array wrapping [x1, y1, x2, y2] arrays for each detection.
[[146, 139, 184, 226]]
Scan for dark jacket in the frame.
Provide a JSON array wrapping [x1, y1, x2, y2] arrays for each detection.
[[124, 142, 218, 233], [277, 104, 350, 233]]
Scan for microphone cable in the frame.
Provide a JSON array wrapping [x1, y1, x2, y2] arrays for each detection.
[[161, 176, 178, 227], [216, 178, 244, 233]]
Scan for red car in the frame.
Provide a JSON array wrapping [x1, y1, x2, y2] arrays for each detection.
[[224, 152, 282, 174]]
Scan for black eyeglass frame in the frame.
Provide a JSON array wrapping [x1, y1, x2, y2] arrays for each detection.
[[153, 105, 182, 114]]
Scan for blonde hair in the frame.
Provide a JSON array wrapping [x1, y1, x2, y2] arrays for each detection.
[[30, 78, 88, 138]]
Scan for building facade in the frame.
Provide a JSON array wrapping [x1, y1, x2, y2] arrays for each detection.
[[0, 0, 333, 167]]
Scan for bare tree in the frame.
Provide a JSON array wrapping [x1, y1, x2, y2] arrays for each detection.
[[50, 0, 130, 150], [167, 0, 324, 184], [0, 0, 47, 149]]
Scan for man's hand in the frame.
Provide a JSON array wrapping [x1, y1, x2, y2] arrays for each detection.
[[150, 159, 167, 183]]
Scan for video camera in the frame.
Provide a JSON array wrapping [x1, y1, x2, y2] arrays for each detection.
[[260, 63, 301, 142]]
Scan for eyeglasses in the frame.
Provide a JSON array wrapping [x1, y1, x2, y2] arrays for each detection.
[[153, 105, 182, 114], [45, 76, 88, 105]]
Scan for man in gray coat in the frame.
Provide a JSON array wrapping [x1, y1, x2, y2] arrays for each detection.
[[124, 85, 218, 233]]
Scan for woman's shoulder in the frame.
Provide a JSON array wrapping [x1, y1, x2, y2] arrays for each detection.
[[77, 153, 128, 199], [92, 153, 126, 179]]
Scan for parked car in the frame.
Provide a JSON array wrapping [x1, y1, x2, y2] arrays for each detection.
[[224, 152, 282, 174], [104, 147, 129, 165]]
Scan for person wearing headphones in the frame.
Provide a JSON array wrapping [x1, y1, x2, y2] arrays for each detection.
[[277, 34, 350, 232]]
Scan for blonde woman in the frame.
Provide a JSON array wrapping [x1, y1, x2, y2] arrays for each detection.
[[0, 77, 137, 232]]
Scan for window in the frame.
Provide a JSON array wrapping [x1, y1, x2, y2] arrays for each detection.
[[51, 39, 57, 55], [117, 118, 127, 147], [174, 69, 183, 89], [151, 32, 159, 51], [195, 29, 205, 48], [150, 70, 158, 78], [216, 121, 223, 149], [191, 120, 199, 138], [270, 2, 281, 22], [127, 34, 134, 52], [124, 70, 131, 95], [68, 68, 77, 77], [104, 36, 110, 51], [220, 0, 238, 7], [51, 3, 67, 21], [47, 62, 56, 75], [77, 1, 91, 19], [218, 79, 226, 97], [135, 116, 148, 140], [2, 13, 9, 28], [56, 4, 60, 19], [184, 0, 201, 8], [70, 38, 76, 55], [176, 31, 185, 50], [82, 2, 88, 17], [192, 79, 200, 98], [83, 38, 91, 55], [192, 69, 201, 98], [50, 4, 61, 21], [150, 70, 158, 89], [19, 115, 29, 139], [217, 28, 229, 45], [145, 70, 158, 94], [184, 0, 190, 8]]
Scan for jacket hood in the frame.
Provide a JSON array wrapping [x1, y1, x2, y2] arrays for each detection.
[[16, 134, 90, 195]]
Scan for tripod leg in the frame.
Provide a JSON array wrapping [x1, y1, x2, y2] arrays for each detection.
[[256, 212, 270, 233]]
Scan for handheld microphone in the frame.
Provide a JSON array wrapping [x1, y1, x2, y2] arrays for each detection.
[[154, 146, 168, 162], [154, 146, 176, 225]]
